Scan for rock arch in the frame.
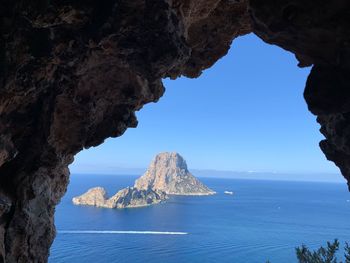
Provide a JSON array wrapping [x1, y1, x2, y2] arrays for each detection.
[[0, 0, 349, 262]]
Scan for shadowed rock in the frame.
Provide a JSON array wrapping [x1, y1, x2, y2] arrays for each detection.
[[0, 1, 249, 260], [1, 0, 350, 261]]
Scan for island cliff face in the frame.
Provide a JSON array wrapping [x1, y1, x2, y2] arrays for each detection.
[[72, 187, 107, 207], [72, 187, 167, 209], [134, 152, 216, 195]]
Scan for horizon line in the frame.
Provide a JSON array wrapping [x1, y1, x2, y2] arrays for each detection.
[[69, 166, 341, 176], [69, 171, 345, 184]]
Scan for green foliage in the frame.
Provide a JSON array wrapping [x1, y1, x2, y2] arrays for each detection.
[[345, 243, 350, 263], [296, 239, 340, 263], [267, 240, 350, 263]]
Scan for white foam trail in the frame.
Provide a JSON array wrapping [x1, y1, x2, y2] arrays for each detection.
[[58, 230, 188, 235]]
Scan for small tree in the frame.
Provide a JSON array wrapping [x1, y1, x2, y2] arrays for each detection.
[[266, 240, 350, 263], [345, 242, 350, 263], [296, 239, 339, 263]]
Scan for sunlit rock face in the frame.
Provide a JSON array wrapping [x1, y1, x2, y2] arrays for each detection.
[[72, 187, 167, 208], [135, 152, 216, 195], [0, 0, 350, 261], [72, 152, 213, 209]]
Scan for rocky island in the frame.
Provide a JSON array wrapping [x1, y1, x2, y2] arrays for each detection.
[[135, 152, 216, 195], [72, 152, 215, 208], [72, 186, 167, 208]]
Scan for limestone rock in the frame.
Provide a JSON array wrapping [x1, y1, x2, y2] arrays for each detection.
[[134, 152, 216, 195], [72, 187, 108, 207], [72, 187, 167, 209], [73, 152, 214, 209], [107, 187, 167, 208], [1, 0, 350, 262]]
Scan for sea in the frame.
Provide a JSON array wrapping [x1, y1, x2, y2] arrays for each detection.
[[49, 174, 350, 263]]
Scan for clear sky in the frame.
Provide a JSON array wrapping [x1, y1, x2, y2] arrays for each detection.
[[70, 33, 340, 179]]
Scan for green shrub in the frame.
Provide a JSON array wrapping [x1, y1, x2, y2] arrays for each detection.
[[296, 239, 340, 263], [267, 240, 350, 263]]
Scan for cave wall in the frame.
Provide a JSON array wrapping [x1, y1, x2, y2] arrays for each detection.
[[0, 0, 349, 262], [249, 0, 350, 187]]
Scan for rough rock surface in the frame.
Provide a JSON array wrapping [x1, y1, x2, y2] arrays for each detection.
[[248, 0, 350, 188], [72, 187, 108, 207], [135, 152, 215, 195], [0, 0, 350, 262], [72, 187, 167, 208], [0, 1, 249, 261]]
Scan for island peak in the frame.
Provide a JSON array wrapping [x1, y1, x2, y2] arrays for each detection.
[[134, 152, 215, 195]]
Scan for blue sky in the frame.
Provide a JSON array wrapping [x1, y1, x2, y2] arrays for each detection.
[[70, 33, 340, 179]]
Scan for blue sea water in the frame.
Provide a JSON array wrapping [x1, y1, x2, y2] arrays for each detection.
[[50, 174, 350, 263]]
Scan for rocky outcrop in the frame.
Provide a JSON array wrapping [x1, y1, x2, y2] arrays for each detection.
[[1, 0, 350, 262], [72, 187, 108, 207], [135, 152, 215, 195], [73, 152, 213, 208], [72, 187, 167, 208]]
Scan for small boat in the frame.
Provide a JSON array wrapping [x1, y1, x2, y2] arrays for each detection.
[[224, 191, 234, 195]]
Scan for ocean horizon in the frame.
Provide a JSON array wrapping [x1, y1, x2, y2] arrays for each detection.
[[69, 170, 345, 183], [50, 174, 350, 263]]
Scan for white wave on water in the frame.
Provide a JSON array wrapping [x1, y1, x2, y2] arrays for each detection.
[[58, 230, 188, 235]]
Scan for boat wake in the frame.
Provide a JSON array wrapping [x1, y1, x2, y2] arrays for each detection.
[[58, 230, 188, 235]]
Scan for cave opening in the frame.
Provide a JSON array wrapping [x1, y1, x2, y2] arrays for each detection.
[[2, 1, 350, 262]]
